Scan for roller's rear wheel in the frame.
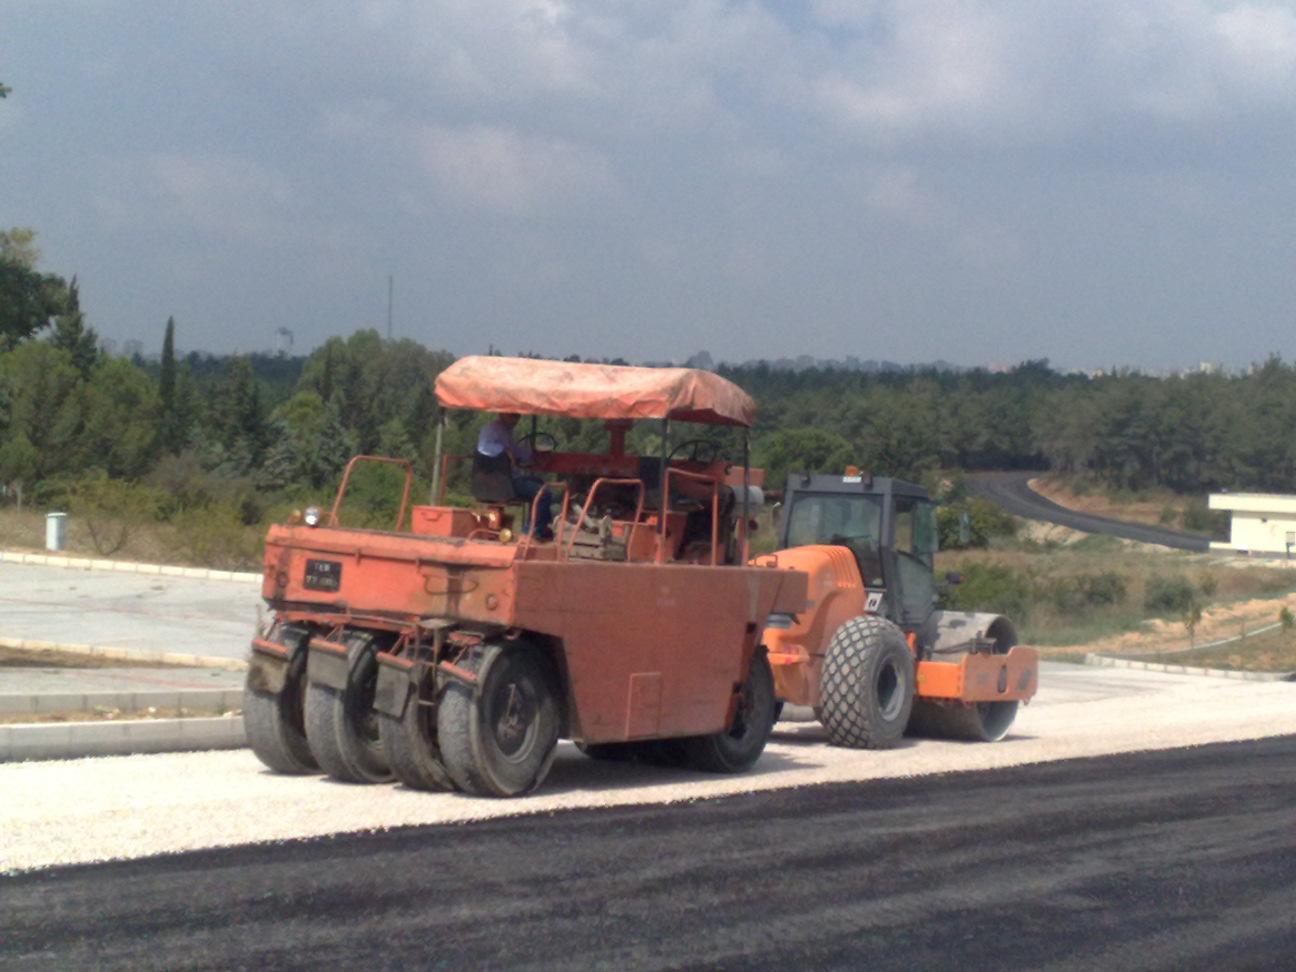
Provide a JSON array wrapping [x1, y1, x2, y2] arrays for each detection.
[[244, 623, 318, 775], [680, 652, 776, 773], [438, 643, 560, 797], [815, 615, 914, 749], [304, 629, 393, 784]]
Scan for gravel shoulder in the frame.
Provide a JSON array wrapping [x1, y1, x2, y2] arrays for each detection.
[[4, 662, 1296, 873]]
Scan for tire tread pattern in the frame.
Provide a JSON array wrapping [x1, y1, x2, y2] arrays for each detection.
[[815, 615, 915, 749]]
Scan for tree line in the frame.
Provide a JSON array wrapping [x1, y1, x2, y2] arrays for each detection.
[[3, 227, 1295, 535]]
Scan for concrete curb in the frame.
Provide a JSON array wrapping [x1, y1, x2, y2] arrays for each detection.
[[1085, 652, 1296, 682], [0, 716, 246, 762], [0, 637, 249, 671], [0, 549, 260, 584], [0, 688, 244, 717]]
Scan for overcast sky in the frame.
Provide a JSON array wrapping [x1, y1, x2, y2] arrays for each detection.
[[3, 1, 1296, 371]]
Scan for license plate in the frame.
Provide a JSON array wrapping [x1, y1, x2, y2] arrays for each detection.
[[303, 559, 342, 592]]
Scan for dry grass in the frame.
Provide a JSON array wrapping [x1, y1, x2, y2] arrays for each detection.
[[937, 535, 1296, 664], [0, 507, 265, 571], [1029, 477, 1190, 527]]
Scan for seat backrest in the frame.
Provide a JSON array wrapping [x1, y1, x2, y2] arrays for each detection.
[[471, 451, 519, 503]]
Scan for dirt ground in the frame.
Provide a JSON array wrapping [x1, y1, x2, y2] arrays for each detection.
[[1065, 591, 1296, 671], [0, 646, 176, 669]]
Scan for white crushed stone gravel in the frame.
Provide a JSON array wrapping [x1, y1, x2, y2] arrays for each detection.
[[3, 664, 1295, 873]]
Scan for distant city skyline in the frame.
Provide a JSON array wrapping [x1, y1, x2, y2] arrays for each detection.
[[6, 2, 1296, 374]]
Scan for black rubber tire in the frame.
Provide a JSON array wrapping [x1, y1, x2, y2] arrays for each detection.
[[303, 630, 393, 784], [379, 690, 456, 792], [243, 623, 319, 775], [908, 699, 1019, 742], [438, 643, 560, 797], [815, 615, 915, 749], [680, 652, 776, 773]]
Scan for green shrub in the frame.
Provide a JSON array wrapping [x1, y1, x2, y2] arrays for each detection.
[[170, 505, 264, 571], [1143, 575, 1198, 615], [62, 474, 164, 556], [1048, 571, 1127, 614], [1181, 499, 1229, 538], [943, 562, 1036, 617], [937, 498, 1017, 550]]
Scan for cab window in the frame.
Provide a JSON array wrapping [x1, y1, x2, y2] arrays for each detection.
[[786, 495, 882, 549]]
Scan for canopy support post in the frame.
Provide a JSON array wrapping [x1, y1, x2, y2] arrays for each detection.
[[430, 411, 445, 504]]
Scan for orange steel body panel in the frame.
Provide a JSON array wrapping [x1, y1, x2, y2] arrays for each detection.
[[915, 646, 1039, 702], [410, 506, 484, 539], [262, 524, 807, 745], [758, 545, 871, 709]]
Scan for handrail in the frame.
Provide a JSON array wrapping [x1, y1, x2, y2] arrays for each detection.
[[661, 467, 723, 565], [517, 481, 569, 554], [563, 478, 646, 560], [329, 455, 414, 531]]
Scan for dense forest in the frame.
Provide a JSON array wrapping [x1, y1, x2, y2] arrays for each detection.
[[3, 226, 1295, 544]]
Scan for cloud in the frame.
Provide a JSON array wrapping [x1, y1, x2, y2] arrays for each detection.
[[416, 124, 618, 215], [803, 1, 1296, 144]]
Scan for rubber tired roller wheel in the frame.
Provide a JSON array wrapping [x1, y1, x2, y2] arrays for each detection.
[[438, 643, 560, 798], [244, 623, 319, 775], [304, 629, 394, 784], [378, 682, 456, 792], [679, 651, 776, 773], [815, 615, 915, 749]]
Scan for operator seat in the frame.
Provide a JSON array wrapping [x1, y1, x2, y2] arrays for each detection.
[[470, 451, 520, 504]]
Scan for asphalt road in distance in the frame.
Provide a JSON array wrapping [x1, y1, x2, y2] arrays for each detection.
[[968, 471, 1211, 551], [4, 735, 1294, 972]]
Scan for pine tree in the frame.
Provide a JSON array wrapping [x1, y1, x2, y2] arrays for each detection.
[[49, 276, 98, 376]]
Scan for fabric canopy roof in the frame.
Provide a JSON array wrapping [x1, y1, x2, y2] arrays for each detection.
[[435, 356, 756, 427]]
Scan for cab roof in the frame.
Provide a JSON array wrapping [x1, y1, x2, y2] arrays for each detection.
[[434, 355, 756, 427]]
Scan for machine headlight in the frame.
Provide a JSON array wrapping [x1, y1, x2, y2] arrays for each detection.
[[303, 506, 323, 527]]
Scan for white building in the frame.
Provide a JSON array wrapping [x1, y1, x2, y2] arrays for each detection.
[[1209, 493, 1296, 556]]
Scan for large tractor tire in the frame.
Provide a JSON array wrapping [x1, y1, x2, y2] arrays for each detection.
[[908, 699, 1019, 742], [244, 623, 319, 775], [438, 642, 561, 797], [815, 615, 915, 749], [304, 629, 394, 784], [679, 651, 776, 773], [378, 687, 456, 792]]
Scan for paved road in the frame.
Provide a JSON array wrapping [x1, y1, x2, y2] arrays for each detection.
[[0, 561, 261, 662], [968, 472, 1212, 552], [3, 736, 1293, 971]]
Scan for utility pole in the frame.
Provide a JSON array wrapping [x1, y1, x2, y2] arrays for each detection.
[[387, 274, 394, 341]]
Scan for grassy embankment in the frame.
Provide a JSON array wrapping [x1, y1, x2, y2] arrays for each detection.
[[940, 478, 1296, 673]]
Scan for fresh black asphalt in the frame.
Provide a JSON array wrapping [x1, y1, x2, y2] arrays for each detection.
[[968, 472, 1212, 552], [3, 736, 1294, 971]]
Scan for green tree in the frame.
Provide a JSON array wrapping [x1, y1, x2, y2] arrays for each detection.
[[157, 316, 193, 454], [49, 277, 99, 376], [753, 427, 854, 492], [0, 228, 69, 351]]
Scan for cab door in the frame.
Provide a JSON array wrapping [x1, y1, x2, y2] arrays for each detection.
[[890, 496, 939, 629]]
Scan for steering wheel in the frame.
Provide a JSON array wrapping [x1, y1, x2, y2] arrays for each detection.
[[517, 431, 557, 454], [667, 439, 720, 464]]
